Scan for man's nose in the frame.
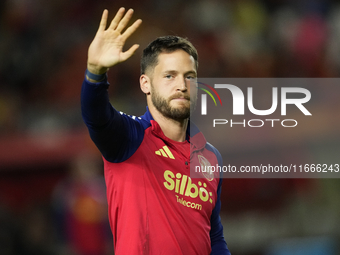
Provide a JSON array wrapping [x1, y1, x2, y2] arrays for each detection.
[[177, 77, 188, 91]]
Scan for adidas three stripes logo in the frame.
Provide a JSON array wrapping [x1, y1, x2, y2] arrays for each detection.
[[155, 146, 175, 159]]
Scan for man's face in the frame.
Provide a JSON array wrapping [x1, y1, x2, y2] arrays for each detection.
[[148, 50, 197, 121]]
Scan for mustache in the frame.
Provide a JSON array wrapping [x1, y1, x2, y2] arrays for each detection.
[[169, 93, 191, 101]]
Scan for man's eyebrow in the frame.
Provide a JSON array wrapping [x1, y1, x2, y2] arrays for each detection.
[[163, 70, 197, 76], [185, 70, 197, 76], [163, 70, 177, 74]]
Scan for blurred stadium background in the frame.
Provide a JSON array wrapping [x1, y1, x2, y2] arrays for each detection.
[[1, 0, 340, 254]]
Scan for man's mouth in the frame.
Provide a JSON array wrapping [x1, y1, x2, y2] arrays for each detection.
[[170, 94, 190, 101]]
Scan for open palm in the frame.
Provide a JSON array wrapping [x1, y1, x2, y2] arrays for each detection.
[[87, 8, 142, 74]]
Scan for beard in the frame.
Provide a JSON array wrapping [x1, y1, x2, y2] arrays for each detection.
[[150, 84, 197, 121]]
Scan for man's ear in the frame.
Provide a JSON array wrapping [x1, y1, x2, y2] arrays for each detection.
[[140, 74, 151, 95]]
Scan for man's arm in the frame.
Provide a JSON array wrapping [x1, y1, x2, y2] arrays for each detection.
[[210, 178, 231, 255], [81, 9, 143, 162], [81, 78, 145, 162], [207, 143, 231, 254]]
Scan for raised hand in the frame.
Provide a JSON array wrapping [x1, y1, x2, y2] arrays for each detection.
[[87, 8, 142, 74]]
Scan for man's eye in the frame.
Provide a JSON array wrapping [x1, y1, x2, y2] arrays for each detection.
[[186, 76, 196, 80], [165, 75, 172, 79]]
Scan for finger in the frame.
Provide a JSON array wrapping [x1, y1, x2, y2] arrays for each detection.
[[109, 7, 126, 30], [122, 19, 142, 40], [98, 9, 108, 32], [120, 44, 140, 62], [116, 8, 134, 33]]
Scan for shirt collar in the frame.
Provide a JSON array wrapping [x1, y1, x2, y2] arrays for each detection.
[[141, 107, 206, 151]]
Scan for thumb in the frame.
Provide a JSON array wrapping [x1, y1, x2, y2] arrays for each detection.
[[120, 44, 140, 62]]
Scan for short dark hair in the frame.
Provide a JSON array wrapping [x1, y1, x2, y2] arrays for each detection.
[[141, 35, 198, 75]]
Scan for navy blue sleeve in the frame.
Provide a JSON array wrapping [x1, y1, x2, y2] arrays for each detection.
[[210, 178, 231, 255], [81, 76, 145, 162], [207, 143, 231, 255]]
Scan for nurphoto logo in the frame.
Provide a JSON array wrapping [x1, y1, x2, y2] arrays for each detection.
[[194, 78, 312, 128]]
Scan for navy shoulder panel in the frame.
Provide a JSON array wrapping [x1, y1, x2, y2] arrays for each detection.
[[88, 109, 151, 163], [205, 142, 223, 179], [109, 111, 151, 163]]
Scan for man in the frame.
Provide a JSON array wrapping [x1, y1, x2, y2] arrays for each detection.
[[81, 8, 230, 255]]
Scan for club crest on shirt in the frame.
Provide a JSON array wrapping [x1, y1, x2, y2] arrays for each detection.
[[198, 155, 214, 181]]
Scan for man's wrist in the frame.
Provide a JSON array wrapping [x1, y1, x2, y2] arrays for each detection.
[[85, 69, 107, 82], [87, 62, 108, 74]]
